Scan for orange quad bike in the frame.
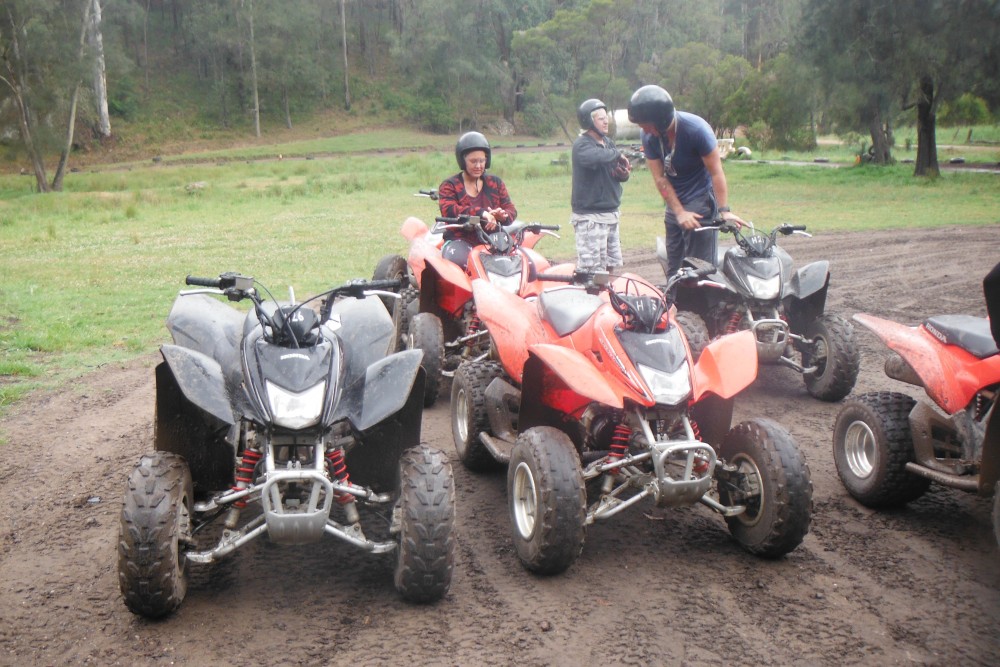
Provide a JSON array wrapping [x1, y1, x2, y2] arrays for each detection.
[[832, 294, 1000, 545], [450, 265, 813, 573], [373, 192, 559, 406]]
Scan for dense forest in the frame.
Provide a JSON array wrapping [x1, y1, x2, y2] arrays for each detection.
[[2, 0, 998, 191]]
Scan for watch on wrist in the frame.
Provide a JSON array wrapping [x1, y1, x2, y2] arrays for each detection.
[[718, 206, 731, 213]]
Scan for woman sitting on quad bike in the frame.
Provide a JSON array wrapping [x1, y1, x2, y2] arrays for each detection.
[[438, 131, 518, 268]]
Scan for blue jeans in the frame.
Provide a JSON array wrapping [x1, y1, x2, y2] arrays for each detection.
[[664, 192, 718, 278]]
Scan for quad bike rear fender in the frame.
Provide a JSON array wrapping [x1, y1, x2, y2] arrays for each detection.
[[472, 279, 549, 380], [854, 313, 1000, 413], [416, 256, 473, 318]]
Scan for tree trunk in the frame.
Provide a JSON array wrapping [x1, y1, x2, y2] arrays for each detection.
[[283, 85, 291, 129], [245, 0, 261, 137], [340, 0, 351, 111], [53, 0, 95, 191], [867, 106, 892, 165], [89, 0, 111, 138], [143, 0, 150, 92], [914, 75, 940, 177], [53, 83, 82, 191]]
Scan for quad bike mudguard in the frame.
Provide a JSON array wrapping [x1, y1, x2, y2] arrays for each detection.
[[784, 260, 830, 326], [854, 313, 1000, 414], [690, 329, 758, 402], [159, 344, 236, 426]]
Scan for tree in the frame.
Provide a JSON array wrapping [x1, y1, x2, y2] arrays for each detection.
[[1, 0, 100, 192], [799, 0, 1000, 176]]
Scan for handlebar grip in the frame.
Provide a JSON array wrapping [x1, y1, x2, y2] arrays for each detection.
[[186, 275, 221, 287], [366, 278, 404, 290], [789, 225, 807, 232], [538, 273, 576, 283]]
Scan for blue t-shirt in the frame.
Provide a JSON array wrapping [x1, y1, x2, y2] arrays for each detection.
[[640, 111, 716, 204]]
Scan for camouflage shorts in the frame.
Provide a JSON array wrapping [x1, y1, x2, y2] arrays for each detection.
[[571, 211, 622, 271]]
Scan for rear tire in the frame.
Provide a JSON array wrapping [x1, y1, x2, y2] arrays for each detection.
[[507, 426, 586, 574], [832, 392, 930, 507], [118, 452, 193, 618], [451, 360, 506, 472], [993, 481, 1000, 549], [800, 313, 860, 402], [407, 313, 444, 407], [392, 286, 419, 352], [718, 419, 812, 558], [676, 310, 710, 362], [373, 254, 409, 316], [394, 445, 455, 603]]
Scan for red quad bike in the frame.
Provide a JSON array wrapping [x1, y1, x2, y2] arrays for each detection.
[[451, 265, 813, 573], [373, 195, 559, 406], [668, 220, 860, 402], [832, 305, 1000, 545]]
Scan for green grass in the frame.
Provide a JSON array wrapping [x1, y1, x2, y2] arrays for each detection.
[[1, 137, 998, 419]]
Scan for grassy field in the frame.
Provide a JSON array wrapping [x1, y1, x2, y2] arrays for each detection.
[[1, 135, 998, 414]]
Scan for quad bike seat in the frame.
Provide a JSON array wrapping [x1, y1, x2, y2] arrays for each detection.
[[538, 286, 603, 337], [924, 315, 999, 359]]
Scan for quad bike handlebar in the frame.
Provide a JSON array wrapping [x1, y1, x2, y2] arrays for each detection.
[[538, 264, 715, 333], [698, 218, 811, 257], [432, 216, 560, 256], [183, 272, 403, 347]]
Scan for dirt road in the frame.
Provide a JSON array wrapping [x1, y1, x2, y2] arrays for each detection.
[[1, 226, 998, 666]]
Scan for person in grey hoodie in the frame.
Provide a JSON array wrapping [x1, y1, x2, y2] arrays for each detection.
[[570, 98, 632, 272]]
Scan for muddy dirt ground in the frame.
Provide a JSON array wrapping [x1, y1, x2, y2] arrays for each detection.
[[1, 225, 998, 666]]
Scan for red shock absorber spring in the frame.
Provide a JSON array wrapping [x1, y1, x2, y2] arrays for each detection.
[[466, 314, 482, 348], [325, 448, 353, 505], [232, 449, 262, 509], [726, 311, 742, 334], [689, 418, 709, 474], [610, 423, 631, 468]]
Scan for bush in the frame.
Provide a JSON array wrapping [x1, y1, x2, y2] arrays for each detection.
[[742, 121, 772, 152], [939, 93, 991, 126], [518, 103, 558, 137]]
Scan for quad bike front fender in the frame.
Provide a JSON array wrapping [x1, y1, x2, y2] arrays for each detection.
[[690, 329, 758, 401], [784, 260, 830, 327], [159, 344, 236, 426], [854, 313, 1000, 413], [527, 344, 634, 410], [336, 349, 425, 431], [401, 215, 431, 242]]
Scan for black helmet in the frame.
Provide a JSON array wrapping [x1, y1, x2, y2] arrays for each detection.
[[455, 131, 491, 170], [628, 85, 675, 134], [577, 98, 608, 132]]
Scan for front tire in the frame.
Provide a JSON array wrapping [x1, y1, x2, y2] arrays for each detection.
[[718, 419, 812, 558], [832, 392, 930, 507], [800, 313, 860, 401], [118, 452, 193, 618], [507, 427, 586, 574], [451, 360, 506, 472], [407, 313, 444, 407], [394, 445, 455, 603]]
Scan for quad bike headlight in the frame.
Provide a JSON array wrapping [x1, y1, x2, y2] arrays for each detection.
[[638, 362, 692, 405], [746, 274, 780, 300], [266, 380, 325, 429], [487, 271, 521, 294]]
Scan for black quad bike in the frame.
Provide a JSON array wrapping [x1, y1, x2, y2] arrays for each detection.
[[117, 273, 455, 618], [665, 220, 860, 401]]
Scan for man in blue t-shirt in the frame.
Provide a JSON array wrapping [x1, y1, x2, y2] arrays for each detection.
[[627, 85, 745, 279]]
